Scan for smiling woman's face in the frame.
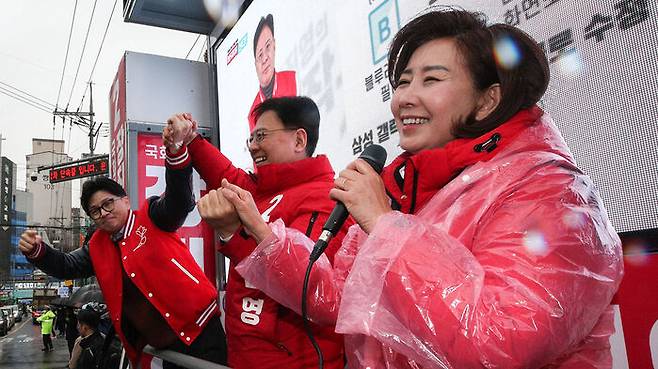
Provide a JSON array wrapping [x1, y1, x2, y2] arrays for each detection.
[[391, 38, 482, 154]]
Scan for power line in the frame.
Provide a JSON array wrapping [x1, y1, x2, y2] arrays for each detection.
[[56, 0, 79, 109], [0, 87, 52, 114], [65, 0, 98, 110], [77, 0, 118, 112], [0, 81, 55, 108], [0, 90, 50, 113], [185, 35, 201, 59]]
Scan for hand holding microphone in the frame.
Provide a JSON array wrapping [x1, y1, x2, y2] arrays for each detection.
[[303, 145, 388, 368], [310, 144, 388, 262]]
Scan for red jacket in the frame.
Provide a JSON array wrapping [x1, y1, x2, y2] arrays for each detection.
[[188, 136, 347, 369], [89, 201, 219, 364], [247, 70, 297, 131], [238, 109, 624, 369]]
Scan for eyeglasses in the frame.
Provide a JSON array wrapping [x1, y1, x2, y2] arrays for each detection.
[[87, 197, 120, 220], [255, 40, 273, 63], [246, 128, 298, 147]]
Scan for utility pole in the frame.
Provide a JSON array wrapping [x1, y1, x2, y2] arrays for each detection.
[[52, 81, 101, 155], [89, 82, 96, 155]]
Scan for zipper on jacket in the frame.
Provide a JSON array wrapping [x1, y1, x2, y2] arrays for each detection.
[[474, 133, 501, 153], [409, 169, 419, 214]]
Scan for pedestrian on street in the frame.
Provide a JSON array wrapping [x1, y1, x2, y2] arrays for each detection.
[[64, 307, 80, 356], [72, 308, 105, 369], [36, 305, 56, 352], [55, 306, 67, 336]]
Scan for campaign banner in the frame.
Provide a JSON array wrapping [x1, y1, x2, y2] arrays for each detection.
[[214, 1, 491, 177], [109, 56, 128, 189], [485, 0, 658, 234], [135, 132, 216, 280], [214, 0, 658, 366], [612, 252, 658, 369], [215, 0, 657, 234]]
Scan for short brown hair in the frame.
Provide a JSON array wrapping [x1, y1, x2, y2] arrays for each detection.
[[388, 7, 549, 138]]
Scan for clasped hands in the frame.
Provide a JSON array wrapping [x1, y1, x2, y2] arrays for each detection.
[[197, 179, 273, 244], [166, 114, 393, 241], [198, 160, 393, 243], [163, 113, 198, 154]]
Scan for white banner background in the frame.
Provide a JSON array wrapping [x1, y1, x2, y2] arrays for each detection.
[[215, 0, 657, 232]]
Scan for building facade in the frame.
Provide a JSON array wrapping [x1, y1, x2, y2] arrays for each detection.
[[0, 157, 16, 281], [25, 139, 74, 250], [10, 210, 31, 279]]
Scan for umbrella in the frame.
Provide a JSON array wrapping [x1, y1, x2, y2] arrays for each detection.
[[69, 284, 105, 307], [51, 297, 68, 306]]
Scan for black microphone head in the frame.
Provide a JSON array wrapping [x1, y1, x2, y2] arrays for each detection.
[[359, 144, 387, 174]]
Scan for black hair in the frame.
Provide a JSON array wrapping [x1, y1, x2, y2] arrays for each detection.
[[253, 14, 274, 56], [388, 7, 549, 137], [80, 177, 126, 214], [252, 96, 320, 156], [76, 309, 100, 329]]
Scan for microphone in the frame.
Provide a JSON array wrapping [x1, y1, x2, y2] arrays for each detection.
[[309, 144, 387, 262]]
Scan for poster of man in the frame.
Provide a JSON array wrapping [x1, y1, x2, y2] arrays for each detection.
[[247, 14, 298, 131]]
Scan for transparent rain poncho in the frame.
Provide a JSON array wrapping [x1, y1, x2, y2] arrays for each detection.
[[237, 113, 623, 369]]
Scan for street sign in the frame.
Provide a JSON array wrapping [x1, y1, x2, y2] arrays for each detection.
[[49, 156, 109, 183]]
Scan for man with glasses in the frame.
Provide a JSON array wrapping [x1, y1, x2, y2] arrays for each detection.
[[247, 13, 297, 131], [18, 146, 227, 368], [165, 96, 349, 369]]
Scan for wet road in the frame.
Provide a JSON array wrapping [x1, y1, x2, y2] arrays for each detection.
[[0, 316, 71, 369]]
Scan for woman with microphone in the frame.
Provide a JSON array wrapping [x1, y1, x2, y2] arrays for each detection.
[[233, 7, 623, 369]]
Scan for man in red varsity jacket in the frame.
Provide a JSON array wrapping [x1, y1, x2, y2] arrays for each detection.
[[166, 96, 350, 369], [18, 148, 227, 368]]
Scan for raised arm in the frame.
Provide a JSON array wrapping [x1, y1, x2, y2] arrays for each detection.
[[147, 146, 195, 232], [165, 112, 255, 192], [19, 230, 94, 279], [187, 135, 256, 192]]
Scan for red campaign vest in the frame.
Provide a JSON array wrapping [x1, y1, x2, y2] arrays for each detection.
[[247, 70, 297, 131], [88, 201, 219, 364]]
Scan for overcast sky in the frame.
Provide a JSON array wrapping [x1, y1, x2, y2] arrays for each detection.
[[0, 1, 207, 194]]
